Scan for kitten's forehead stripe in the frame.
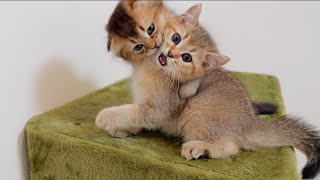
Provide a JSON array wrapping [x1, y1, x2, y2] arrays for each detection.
[[172, 27, 177, 34], [139, 26, 145, 31], [106, 2, 138, 38]]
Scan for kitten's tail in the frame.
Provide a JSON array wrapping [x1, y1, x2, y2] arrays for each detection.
[[248, 115, 320, 179]]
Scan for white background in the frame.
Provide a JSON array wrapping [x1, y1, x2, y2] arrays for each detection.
[[0, 1, 319, 179]]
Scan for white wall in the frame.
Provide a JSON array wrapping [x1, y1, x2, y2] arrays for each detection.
[[0, 1, 319, 179]]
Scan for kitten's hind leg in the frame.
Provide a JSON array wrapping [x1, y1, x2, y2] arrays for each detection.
[[181, 140, 239, 160]]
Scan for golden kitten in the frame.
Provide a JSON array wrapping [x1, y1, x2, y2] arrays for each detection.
[[156, 4, 320, 179], [97, 0, 196, 137]]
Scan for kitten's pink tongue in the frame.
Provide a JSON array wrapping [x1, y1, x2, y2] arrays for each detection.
[[158, 53, 167, 66]]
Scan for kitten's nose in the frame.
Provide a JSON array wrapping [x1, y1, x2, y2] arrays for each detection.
[[154, 43, 160, 49], [167, 50, 174, 58]]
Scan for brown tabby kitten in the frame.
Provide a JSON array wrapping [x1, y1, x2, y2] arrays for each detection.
[[156, 4, 320, 179]]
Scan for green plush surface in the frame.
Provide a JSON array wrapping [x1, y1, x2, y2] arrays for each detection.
[[26, 72, 299, 180]]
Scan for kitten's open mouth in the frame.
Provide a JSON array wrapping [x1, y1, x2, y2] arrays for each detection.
[[158, 53, 167, 66]]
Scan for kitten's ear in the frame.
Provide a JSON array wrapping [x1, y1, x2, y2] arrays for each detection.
[[179, 4, 202, 27], [124, 0, 162, 10], [123, 0, 137, 10], [203, 53, 230, 72], [107, 35, 112, 51]]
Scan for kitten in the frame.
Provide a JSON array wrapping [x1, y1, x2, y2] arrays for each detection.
[[97, 0, 195, 137], [156, 4, 320, 179]]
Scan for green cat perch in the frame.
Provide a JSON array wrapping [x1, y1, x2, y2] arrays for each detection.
[[25, 72, 300, 179]]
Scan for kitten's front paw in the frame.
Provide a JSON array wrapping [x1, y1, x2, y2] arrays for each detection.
[[109, 128, 141, 138], [181, 141, 209, 160], [95, 107, 122, 131], [96, 106, 141, 137], [109, 129, 131, 138]]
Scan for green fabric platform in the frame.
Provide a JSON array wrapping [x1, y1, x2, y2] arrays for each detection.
[[26, 72, 300, 180]]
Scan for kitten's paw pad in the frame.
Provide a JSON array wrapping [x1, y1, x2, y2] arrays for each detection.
[[181, 141, 208, 160]]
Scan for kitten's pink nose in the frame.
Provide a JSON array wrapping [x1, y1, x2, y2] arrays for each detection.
[[167, 50, 174, 58]]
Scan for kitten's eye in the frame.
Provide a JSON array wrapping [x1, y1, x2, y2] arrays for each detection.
[[133, 44, 143, 51], [147, 23, 155, 35], [182, 53, 192, 62], [172, 33, 181, 45]]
